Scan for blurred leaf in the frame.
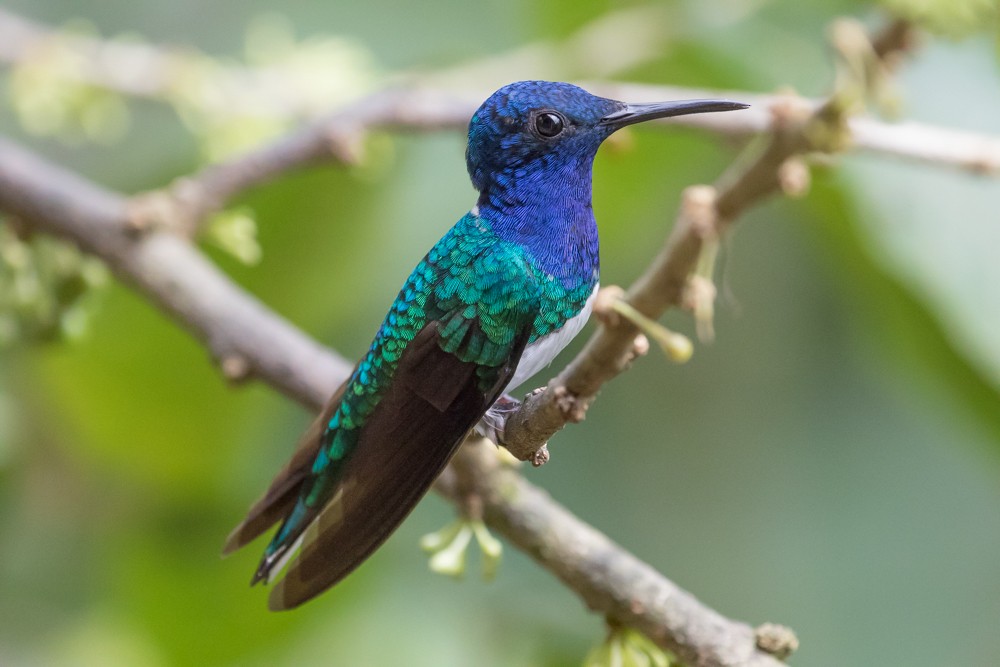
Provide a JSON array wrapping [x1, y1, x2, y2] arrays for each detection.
[[43, 609, 169, 667], [204, 207, 262, 265], [880, 0, 999, 38], [0, 221, 108, 345], [584, 627, 675, 667], [845, 157, 1000, 393], [809, 169, 1000, 450], [426, 522, 472, 578]]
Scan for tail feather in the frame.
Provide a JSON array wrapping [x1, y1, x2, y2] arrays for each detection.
[[226, 321, 528, 610], [267, 324, 528, 610], [222, 375, 350, 556]]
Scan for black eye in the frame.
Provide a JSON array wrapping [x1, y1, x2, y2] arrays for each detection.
[[534, 112, 565, 138]]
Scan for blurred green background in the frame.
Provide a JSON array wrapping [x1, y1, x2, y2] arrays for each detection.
[[2, 0, 999, 665]]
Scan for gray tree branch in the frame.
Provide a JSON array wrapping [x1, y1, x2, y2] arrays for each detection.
[[443, 438, 791, 667], [0, 137, 352, 403]]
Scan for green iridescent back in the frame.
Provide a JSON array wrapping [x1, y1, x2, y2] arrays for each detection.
[[307, 212, 594, 480]]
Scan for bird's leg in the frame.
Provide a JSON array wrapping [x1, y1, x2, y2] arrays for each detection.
[[475, 393, 522, 444], [476, 391, 551, 466]]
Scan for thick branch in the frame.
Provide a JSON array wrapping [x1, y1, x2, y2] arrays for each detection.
[[444, 439, 786, 667], [0, 137, 351, 403], [0, 136, 787, 666]]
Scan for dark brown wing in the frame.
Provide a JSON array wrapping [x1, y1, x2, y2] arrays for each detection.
[[221, 373, 353, 555], [268, 322, 527, 610]]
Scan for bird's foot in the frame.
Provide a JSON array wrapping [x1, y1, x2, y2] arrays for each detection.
[[475, 394, 522, 445], [477, 393, 552, 466]]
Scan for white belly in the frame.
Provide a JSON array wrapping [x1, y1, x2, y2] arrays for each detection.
[[505, 284, 598, 392]]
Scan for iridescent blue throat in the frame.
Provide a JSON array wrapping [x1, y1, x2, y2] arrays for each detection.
[[477, 153, 599, 290]]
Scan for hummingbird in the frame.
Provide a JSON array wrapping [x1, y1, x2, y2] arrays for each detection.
[[223, 81, 747, 610]]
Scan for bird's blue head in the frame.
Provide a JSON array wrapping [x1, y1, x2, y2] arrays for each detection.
[[466, 81, 746, 207], [467, 81, 618, 198], [464, 81, 746, 283]]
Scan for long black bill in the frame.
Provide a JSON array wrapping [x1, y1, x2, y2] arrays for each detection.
[[599, 99, 749, 129]]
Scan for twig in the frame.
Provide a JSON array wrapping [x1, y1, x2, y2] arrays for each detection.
[[848, 116, 1000, 174], [0, 7, 181, 99], [132, 81, 1000, 236], [131, 87, 473, 234], [131, 82, 1000, 240]]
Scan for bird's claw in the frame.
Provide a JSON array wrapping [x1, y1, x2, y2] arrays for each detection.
[[475, 394, 523, 445]]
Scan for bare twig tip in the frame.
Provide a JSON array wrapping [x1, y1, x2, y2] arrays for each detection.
[[530, 444, 550, 467], [553, 385, 588, 423], [610, 299, 693, 363], [755, 622, 800, 660], [593, 285, 627, 327], [683, 275, 717, 343], [124, 197, 156, 234], [777, 157, 811, 198], [327, 129, 366, 166], [680, 185, 719, 239], [768, 95, 810, 128], [126, 190, 187, 235], [220, 354, 252, 382], [630, 333, 650, 360]]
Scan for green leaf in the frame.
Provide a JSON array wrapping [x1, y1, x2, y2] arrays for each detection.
[[203, 207, 262, 265]]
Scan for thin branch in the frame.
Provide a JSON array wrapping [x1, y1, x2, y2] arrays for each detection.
[[0, 135, 788, 666], [592, 81, 1000, 176], [0, 5, 679, 122], [0, 7, 179, 99], [131, 81, 1000, 236], [0, 7, 377, 120], [849, 115, 1000, 174], [130, 87, 472, 234]]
